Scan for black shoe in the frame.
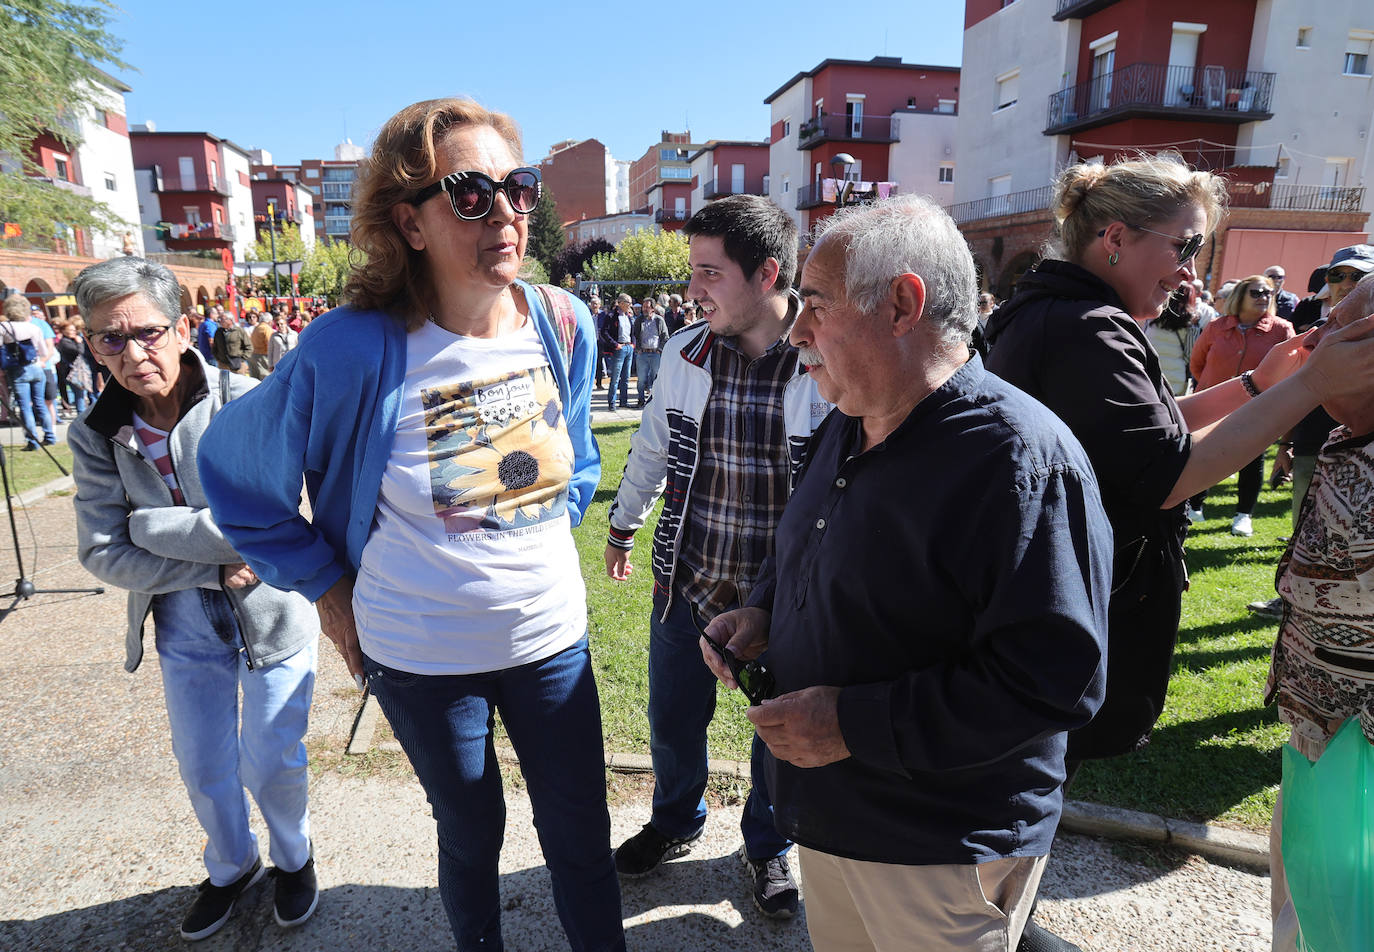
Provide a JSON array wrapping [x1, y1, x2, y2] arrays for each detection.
[[739, 846, 798, 919], [180, 857, 266, 941], [614, 823, 703, 877], [1018, 920, 1083, 952], [42, 437, 57, 446], [21, 444, 38, 452], [272, 853, 319, 928]]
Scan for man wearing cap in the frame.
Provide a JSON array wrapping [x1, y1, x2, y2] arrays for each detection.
[[1251, 244, 1374, 618], [1265, 265, 1299, 320]]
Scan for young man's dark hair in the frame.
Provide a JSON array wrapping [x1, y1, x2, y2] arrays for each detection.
[[683, 194, 798, 291]]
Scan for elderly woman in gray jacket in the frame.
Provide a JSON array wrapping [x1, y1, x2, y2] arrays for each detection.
[[68, 257, 319, 942]]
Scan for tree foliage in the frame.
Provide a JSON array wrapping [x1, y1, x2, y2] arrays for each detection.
[[526, 187, 565, 272], [583, 229, 690, 299], [0, 0, 131, 244], [518, 255, 549, 287], [551, 237, 615, 286], [241, 226, 358, 301]]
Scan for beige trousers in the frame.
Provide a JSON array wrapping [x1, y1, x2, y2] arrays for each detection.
[[798, 846, 1047, 952]]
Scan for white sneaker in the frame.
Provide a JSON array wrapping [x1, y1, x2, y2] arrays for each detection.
[[1185, 505, 1204, 524], [1231, 513, 1254, 537]]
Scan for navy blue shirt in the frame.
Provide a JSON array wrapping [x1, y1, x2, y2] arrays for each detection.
[[748, 355, 1112, 865]]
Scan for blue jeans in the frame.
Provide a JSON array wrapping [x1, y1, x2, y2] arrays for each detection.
[[6, 363, 55, 447], [648, 593, 791, 860], [635, 351, 661, 405], [606, 346, 633, 410], [152, 587, 316, 885], [364, 638, 625, 952]]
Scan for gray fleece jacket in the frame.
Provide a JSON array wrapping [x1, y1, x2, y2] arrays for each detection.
[[70, 347, 316, 673]]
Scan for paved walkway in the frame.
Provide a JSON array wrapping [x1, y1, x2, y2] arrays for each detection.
[[0, 438, 1274, 951]]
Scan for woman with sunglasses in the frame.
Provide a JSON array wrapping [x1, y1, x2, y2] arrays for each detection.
[[1187, 274, 1294, 535], [197, 98, 622, 952], [985, 153, 1374, 952]]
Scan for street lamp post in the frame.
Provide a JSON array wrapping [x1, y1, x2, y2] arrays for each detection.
[[266, 199, 281, 297], [830, 153, 856, 207]]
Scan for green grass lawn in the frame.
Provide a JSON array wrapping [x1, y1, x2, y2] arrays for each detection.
[[1, 438, 74, 496], [580, 420, 1293, 831]]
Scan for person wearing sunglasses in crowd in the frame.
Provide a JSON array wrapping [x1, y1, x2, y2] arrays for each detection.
[[67, 256, 320, 941], [1187, 274, 1295, 535], [984, 153, 1374, 952], [1265, 265, 1300, 320], [197, 98, 622, 952]]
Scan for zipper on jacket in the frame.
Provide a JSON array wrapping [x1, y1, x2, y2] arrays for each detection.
[[220, 582, 257, 671]]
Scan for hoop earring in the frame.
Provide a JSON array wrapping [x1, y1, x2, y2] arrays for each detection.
[[1108, 252, 1119, 266]]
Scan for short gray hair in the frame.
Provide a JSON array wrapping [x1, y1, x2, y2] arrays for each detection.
[[72, 256, 182, 322], [812, 194, 978, 348]]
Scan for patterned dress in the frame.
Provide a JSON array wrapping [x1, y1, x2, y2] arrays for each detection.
[[1265, 425, 1374, 747]]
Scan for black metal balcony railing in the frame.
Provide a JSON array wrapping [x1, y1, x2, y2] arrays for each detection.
[[654, 209, 688, 223], [1229, 183, 1366, 213], [1046, 63, 1275, 134], [1054, 0, 1121, 19], [944, 185, 1055, 224], [797, 114, 900, 150]]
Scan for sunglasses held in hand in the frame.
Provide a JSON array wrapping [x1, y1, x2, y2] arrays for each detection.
[[695, 617, 775, 706]]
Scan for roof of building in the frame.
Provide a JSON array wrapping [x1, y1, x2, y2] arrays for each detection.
[[764, 55, 960, 104], [687, 140, 770, 162], [129, 129, 253, 157]]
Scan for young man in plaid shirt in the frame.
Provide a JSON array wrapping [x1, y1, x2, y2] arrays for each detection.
[[604, 195, 830, 918]]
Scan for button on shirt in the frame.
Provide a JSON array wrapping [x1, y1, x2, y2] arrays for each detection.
[[748, 355, 1112, 865]]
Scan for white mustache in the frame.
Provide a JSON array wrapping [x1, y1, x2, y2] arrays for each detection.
[[797, 347, 824, 367]]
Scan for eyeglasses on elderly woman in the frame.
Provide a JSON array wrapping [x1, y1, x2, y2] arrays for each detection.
[[86, 323, 175, 356], [408, 167, 542, 221], [1246, 287, 1273, 301]]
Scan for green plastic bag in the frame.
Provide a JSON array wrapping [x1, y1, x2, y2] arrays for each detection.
[[1280, 718, 1374, 952]]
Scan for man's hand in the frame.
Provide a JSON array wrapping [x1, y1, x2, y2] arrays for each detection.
[[1295, 314, 1374, 405], [747, 686, 850, 768], [316, 574, 364, 684], [604, 544, 632, 581], [222, 562, 258, 590], [700, 606, 771, 687]]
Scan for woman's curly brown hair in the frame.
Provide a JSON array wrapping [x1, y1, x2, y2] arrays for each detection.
[[344, 98, 523, 328]]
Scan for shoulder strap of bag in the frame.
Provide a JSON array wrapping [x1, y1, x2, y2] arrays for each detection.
[[535, 284, 578, 370], [218, 365, 232, 409]]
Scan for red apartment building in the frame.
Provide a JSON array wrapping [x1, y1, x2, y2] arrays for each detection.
[[766, 56, 961, 232], [539, 138, 613, 225], [954, 0, 1371, 297], [629, 131, 703, 229], [131, 131, 250, 254], [691, 141, 771, 202], [250, 153, 360, 243]]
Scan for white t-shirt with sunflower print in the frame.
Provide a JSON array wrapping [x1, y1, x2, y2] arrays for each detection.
[[353, 317, 586, 674]]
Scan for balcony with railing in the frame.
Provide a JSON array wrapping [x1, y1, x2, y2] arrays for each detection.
[[945, 185, 1055, 225], [1045, 63, 1275, 135], [164, 221, 235, 244], [154, 171, 232, 196], [702, 178, 765, 200], [796, 179, 898, 211], [797, 114, 900, 151], [654, 208, 689, 223], [1053, 0, 1121, 19], [1228, 182, 1366, 213]]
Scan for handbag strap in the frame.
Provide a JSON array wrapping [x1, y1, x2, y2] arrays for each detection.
[[535, 284, 578, 370]]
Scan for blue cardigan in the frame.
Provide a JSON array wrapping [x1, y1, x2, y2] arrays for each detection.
[[198, 281, 601, 603]]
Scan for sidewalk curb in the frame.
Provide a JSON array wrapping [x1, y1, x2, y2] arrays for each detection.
[[344, 696, 1270, 872], [14, 474, 74, 507]]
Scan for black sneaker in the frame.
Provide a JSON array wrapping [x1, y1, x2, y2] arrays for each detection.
[[739, 846, 798, 919], [272, 853, 319, 928], [614, 823, 703, 877], [180, 857, 265, 941]]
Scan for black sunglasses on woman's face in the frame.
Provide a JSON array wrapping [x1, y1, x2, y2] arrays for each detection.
[[408, 167, 542, 221], [1247, 287, 1273, 301], [1098, 224, 1205, 264]]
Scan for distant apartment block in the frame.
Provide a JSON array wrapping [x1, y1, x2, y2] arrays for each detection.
[[131, 127, 255, 262], [688, 141, 771, 212], [765, 55, 961, 233], [565, 209, 656, 247], [250, 140, 362, 244], [629, 131, 703, 227]]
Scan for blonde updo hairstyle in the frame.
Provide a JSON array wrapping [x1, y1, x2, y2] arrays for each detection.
[[345, 98, 524, 328], [1052, 152, 1228, 264], [1222, 274, 1277, 319]]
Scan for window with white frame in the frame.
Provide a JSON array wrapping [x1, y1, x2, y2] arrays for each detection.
[[995, 69, 1020, 111], [53, 154, 70, 181], [1345, 33, 1372, 76], [1296, 26, 1312, 49], [104, 173, 116, 191], [783, 118, 791, 137], [937, 99, 957, 114], [938, 164, 954, 184]]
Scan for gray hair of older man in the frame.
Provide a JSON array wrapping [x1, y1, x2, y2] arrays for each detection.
[[811, 194, 979, 349], [72, 256, 182, 321]]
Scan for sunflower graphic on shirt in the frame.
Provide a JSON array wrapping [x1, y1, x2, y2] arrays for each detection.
[[423, 365, 573, 534]]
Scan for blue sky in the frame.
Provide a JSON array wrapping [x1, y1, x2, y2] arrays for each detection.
[[111, 0, 965, 166]]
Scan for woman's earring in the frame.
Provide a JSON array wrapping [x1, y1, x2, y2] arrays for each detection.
[[1108, 252, 1119, 266]]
